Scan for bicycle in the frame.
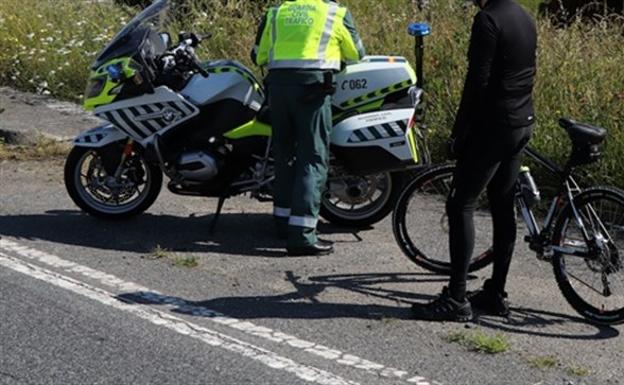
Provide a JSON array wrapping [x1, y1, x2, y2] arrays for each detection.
[[393, 118, 624, 324]]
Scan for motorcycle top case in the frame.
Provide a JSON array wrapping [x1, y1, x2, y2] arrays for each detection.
[[332, 56, 416, 111], [330, 108, 416, 175]]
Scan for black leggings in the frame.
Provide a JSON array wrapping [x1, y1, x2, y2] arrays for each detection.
[[447, 125, 533, 301]]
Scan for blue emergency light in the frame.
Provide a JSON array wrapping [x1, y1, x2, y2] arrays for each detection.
[[408, 23, 431, 37], [107, 64, 124, 81]]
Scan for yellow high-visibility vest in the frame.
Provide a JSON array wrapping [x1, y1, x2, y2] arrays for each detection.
[[255, 0, 362, 71]]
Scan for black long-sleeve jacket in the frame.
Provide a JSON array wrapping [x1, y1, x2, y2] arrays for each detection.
[[453, 0, 537, 139]]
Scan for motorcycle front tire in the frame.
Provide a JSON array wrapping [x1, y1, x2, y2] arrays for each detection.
[[64, 145, 163, 220]]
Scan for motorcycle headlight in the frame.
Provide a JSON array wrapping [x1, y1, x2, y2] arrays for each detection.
[[85, 76, 107, 99]]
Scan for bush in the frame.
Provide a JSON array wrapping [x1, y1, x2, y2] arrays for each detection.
[[540, 0, 624, 24], [1, 0, 623, 185], [0, 0, 129, 102]]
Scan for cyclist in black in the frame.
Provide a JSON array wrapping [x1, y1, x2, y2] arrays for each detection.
[[412, 0, 537, 321]]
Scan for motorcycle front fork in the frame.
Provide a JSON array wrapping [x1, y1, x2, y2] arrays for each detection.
[[112, 139, 135, 179]]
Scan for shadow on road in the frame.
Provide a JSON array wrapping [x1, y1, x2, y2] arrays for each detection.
[[117, 271, 445, 321], [0, 210, 366, 257], [474, 307, 620, 340], [117, 270, 619, 339]]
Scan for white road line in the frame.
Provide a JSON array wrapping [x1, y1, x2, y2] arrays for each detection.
[[0, 238, 442, 385], [0, 253, 358, 385]]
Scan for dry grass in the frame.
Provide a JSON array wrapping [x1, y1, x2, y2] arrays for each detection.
[[0, 136, 70, 161]]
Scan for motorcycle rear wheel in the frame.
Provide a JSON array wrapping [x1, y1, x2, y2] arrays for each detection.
[[320, 172, 405, 228]]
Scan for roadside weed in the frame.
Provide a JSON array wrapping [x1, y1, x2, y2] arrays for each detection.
[[445, 330, 510, 354], [173, 255, 199, 268], [148, 245, 199, 268], [567, 365, 591, 377], [527, 355, 559, 370], [150, 244, 171, 259]]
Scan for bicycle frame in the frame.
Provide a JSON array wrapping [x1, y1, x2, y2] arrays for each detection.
[[517, 146, 597, 260]]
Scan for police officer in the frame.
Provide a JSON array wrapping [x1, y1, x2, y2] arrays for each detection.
[[252, 0, 365, 256], [412, 0, 537, 321]]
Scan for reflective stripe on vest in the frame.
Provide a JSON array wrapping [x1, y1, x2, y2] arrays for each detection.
[[267, 1, 344, 71]]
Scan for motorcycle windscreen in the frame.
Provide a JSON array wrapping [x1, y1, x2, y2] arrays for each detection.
[[92, 0, 169, 70]]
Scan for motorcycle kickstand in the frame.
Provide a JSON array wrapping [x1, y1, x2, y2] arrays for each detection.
[[209, 196, 227, 234]]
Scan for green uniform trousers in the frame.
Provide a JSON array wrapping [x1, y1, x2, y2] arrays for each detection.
[[267, 70, 332, 248]]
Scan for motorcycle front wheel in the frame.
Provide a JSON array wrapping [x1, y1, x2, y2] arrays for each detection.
[[64, 145, 162, 219], [320, 171, 405, 228]]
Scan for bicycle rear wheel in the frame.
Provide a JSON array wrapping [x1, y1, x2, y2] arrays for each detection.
[[392, 164, 494, 274], [552, 187, 624, 325]]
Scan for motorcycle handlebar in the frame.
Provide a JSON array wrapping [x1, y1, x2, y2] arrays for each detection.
[[159, 32, 211, 78]]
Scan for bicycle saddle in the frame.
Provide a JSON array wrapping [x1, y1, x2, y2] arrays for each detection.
[[559, 118, 607, 145]]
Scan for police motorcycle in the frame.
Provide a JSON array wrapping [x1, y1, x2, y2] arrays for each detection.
[[65, 0, 431, 229]]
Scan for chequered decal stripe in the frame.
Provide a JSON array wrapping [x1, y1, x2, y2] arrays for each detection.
[[97, 101, 196, 141], [77, 133, 106, 144], [340, 79, 414, 109], [348, 120, 408, 143]]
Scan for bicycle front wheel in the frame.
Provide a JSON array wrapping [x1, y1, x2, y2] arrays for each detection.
[[392, 164, 494, 274], [552, 187, 624, 325]]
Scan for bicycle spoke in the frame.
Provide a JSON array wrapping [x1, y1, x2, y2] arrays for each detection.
[[555, 189, 624, 322], [566, 270, 608, 297]]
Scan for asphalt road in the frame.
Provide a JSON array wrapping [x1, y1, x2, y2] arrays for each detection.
[[1, 158, 622, 385], [1, 88, 623, 384]]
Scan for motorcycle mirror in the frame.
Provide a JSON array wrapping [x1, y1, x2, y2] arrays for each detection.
[[178, 31, 192, 44], [159, 32, 172, 48]]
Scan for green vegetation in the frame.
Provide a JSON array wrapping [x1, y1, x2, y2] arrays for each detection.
[[173, 255, 199, 268], [149, 245, 199, 268], [525, 354, 591, 376], [567, 364, 591, 377], [1, 0, 623, 184], [150, 244, 172, 260], [445, 330, 510, 354], [519, 0, 543, 11], [527, 355, 559, 370]]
